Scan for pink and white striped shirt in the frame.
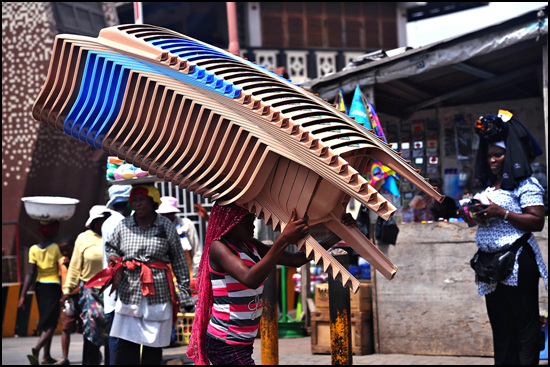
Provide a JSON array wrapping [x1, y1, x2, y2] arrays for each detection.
[[207, 240, 264, 345]]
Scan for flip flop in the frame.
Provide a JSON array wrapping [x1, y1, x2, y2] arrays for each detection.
[[42, 356, 57, 365], [27, 354, 39, 365]]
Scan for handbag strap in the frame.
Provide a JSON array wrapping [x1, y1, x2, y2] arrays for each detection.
[[503, 232, 531, 253]]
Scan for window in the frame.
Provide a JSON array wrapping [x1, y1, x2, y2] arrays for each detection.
[[116, 2, 229, 49], [260, 2, 397, 50], [51, 2, 107, 37]]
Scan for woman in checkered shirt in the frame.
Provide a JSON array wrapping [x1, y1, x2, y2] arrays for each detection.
[[105, 185, 194, 365]]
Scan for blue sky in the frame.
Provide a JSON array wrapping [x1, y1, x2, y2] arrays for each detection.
[[406, 2, 547, 48]]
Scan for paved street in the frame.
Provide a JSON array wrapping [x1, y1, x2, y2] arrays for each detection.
[[3, 333, 548, 365]]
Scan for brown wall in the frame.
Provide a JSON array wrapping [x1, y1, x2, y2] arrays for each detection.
[[2, 2, 57, 261], [2, 2, 119, 282]]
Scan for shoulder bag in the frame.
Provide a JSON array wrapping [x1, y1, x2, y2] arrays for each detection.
[[375, 216, 400, 245]]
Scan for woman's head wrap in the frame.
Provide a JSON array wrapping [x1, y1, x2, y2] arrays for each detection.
[[488, 141, 506, 150], [36, 220, 60, 238], [186, 202, 249, 365], [474, 111, 542, 190], [129, 185, 161, 209]]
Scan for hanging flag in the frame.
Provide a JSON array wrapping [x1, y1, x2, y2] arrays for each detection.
[[349, 86, 400, 197], [333, 89, 348, 114], [348, 85, 372, 129], [366, 161, 395, 184], [367, 102, 385, 141], [380, 175, 400, 197]]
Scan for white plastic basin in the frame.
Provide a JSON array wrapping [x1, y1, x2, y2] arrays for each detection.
[[21, 196, 80, 221]]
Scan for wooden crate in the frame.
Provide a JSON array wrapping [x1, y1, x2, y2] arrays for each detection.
[[310, 310, 374, 355], [314, 279, 372, 313]]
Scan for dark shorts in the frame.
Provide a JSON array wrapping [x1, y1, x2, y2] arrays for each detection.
[[205, 333, 255, 365], [35, 282, 62, 333], [61, 294, 82, 333]]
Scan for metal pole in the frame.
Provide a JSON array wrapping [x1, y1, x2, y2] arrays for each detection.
[[300, 263, 311, 333], [260, 268, 278, 365], [15, 222, 21, 283], [2, 221, 24, 283], [226, 2, 240, 56], [328, 248, 353, 365], [133, 2, 143, 24]]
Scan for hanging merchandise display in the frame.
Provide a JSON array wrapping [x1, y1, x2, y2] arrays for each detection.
[[399, 120, 412, 161], [425, 119, 441, 178], [334, 88, 348, 114], [385, 121, 400, 153], [411, 120, 425, 173], [443, 168, 462, 201], [348, 85, 372, 129], [348, 88, 400, 198]]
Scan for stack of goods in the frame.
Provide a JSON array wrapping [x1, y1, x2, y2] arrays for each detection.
[[106, 156, 151, 181], [31, 24, 445, 292]]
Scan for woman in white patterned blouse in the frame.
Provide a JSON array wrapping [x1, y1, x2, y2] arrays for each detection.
[[471, 112, 547, 365]]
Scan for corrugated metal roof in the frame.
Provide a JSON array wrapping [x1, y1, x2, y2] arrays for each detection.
[[304, 6, 548, 118]]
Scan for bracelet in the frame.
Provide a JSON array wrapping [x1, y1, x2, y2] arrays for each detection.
[[503, 209, 510, 220]]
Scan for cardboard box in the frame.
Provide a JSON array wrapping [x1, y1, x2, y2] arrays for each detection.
[[310, 310, 374, 355], [314, 280, 372, 313]]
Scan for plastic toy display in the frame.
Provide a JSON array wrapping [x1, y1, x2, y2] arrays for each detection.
[[32, 24, 444, 291], [106, 156, 151, 180]]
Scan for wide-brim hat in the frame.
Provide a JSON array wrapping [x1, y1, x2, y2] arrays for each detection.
[[157, 196, 181, 214], [85, 205, 111, 228], [106, 185, 131, 209]]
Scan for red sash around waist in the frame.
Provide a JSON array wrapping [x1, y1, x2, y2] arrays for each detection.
[[85, 258, 179, 324]]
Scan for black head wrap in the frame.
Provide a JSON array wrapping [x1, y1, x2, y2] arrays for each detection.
[[474, 112, 542, 190]]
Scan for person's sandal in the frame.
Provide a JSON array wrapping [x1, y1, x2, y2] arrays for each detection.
[[42, 356, 57, 364], [27, 347, 39, 365], [53, 358, 70, 365]]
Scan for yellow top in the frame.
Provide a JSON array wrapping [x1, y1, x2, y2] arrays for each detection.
[[29, 243, 62, 283], [59, 256, 79, 295], [63, 229, 104, 295]]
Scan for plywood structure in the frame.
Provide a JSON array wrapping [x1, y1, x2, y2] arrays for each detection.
[[32, 24, 444, 292]]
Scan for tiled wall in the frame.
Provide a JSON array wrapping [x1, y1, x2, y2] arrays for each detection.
[[2, 3, 57, 263]]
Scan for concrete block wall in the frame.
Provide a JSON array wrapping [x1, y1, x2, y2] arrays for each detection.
[[375, 220, 548, 356]]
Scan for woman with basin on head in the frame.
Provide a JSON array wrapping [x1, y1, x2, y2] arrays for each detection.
[[18, 220, 63, 365]]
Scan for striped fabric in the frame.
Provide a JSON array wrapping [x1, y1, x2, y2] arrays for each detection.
[[206, 240, 264, 345]]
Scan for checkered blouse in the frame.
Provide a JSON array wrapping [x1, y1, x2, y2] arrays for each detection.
[[105, 213, 194, 307]]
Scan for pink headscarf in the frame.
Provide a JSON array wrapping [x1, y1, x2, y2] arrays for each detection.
[[186, 202, 249, 365]]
